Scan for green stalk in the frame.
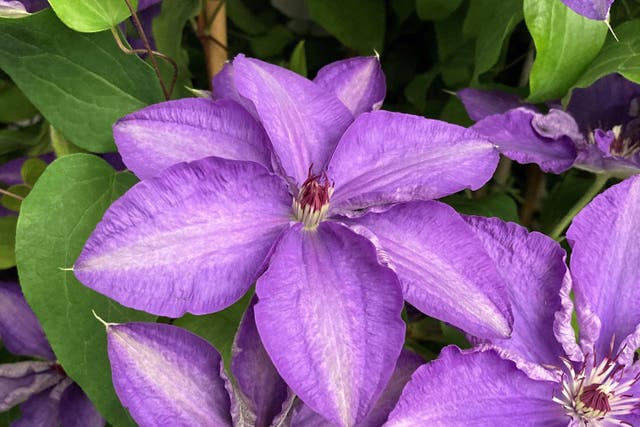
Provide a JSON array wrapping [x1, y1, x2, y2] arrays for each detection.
[[549, 173, 609, 241]]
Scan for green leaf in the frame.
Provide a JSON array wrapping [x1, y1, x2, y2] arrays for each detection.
[[0, 123, 49, 156], [249, 25, 295, 58], [0, 9, 163, 153], [404, 70, 439, 114], [51, 125, 88, 157], [48, 0, 138, 33], [0, 81, 37, 123], [525, 0, 607, 102], [570, 20, 640, 99], [468, 0, 523, 78], [226, 0, 268, 36], [15, 154, 154, 427], [308, 0, 385, 55], [443, 193, 519, 222], [0, 216, 17, 270], [416, 0, 463, 21], [0, 185, 29, 212], [174, 291, 253, 372], [152, 0, 199, 99], [539, 171, 595, 233], [20, 158, 47, 187], [289, 40, 308, 77]]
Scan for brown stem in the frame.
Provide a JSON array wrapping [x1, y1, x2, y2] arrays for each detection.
[[519, 165, 543, 227], [121, 0, 170, 100], [0, 188, 24, 201], [198, 0, 228, 88], [110, 27, 179, 99]]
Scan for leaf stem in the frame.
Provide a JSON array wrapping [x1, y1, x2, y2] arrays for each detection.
[[549, 173, 609, 241], [0, 188, 24, 201], [121, 0, 170, 100], [109, 27, 178, 99]]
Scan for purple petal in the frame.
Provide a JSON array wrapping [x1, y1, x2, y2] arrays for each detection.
[[567, 175, 640, 358], [58, 383, 104, 427], [211, 62, 260, 118], [0, 282, 54, 360], [560, 0, 614, 20], [0, 361, 62, 411], [464, 217, 569, 371], [457, 88, 529, 121], [75, 157, 291, 317], [314, 56, 386, 116], [232, 55, 353, 184], [113, 98, 273, 180], [471, 107, 578, 173], [386, 346, 565, 427], [348, 201, 513, 339], [231, 297, 288, 427], [106, 322, 232, 427], [567, 74, 640, 133], [254, 222, 405, 427], [328, 111, 499, 214], [358, 350, 423, 427], [12, 380, 69, 427]]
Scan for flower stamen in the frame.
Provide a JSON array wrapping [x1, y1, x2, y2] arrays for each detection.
[[292, 167, 334, 230]]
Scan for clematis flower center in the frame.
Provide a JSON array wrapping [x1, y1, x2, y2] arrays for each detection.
[[609, 120, 640, 159], [292, 167, 334, 230], [553, 355, 640, 425]]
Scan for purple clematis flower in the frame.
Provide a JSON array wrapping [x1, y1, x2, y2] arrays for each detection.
[[386, 175, 640, 426], [0, 0, 48, 15], [560, 0, 614, 20], [459, 74, 640, 177], [101, 298, 423, 427], [0, 282, 104, 427], [74, 54, 511, 426]]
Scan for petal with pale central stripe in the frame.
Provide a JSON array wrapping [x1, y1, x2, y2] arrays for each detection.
[[314, 56, 386, 116], [386, 346, 565, 427], [75, 157, 291, 317], [567, 175, 640, 358], [113, 98, 273, 179], [255, 222, 405, 427], [233, 55, 353, 184], [107, 322, 232, 427], [347, 201, 513, 339], [329, 111, 498, 215]]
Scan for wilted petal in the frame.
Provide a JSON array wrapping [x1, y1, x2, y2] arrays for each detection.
[[386, 346, 565, 427], [560, 0, 613, 20], [233, 55, 353, 184], [567, 74, 640, 133], [567, 176, 640, 357], [464, 217, 569, 370], [113, 98, 273, 179], [457, 88, 527, 121], [472, 108, 578, 173], [232, 297, 288, 427], [75, 157, 291, 317], [107, 322, 232, 427], [255, 222, 405, 427], [0, 282, 54, 360], [348, 201, 512, 339], [314, 56, 386, 116], [59, 383, 104, 427], [329, 111, 499, 214], [0, 361, 62, 411]]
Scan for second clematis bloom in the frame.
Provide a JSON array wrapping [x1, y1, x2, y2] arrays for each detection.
[[75, 54, 512, 426], [459, 74, 640, 177], [560, 0, 614, 20], [386, 175, 640, 426]]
